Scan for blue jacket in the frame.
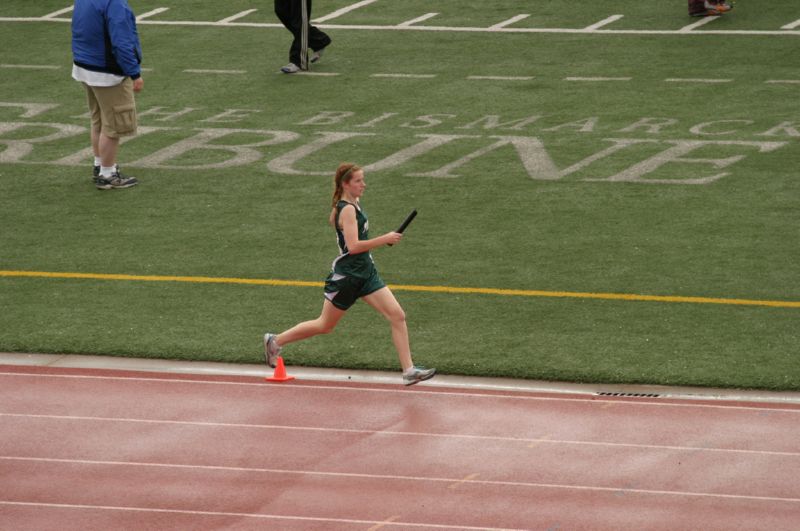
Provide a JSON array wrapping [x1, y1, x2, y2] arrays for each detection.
[[71, 0, 142, 79]]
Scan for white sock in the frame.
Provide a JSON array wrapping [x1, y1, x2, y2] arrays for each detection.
[[93, 156, 102, 166], [99, 166, 116, 178]]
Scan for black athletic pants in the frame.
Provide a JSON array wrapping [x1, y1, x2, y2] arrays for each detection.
[[274, 0, 331, 69]]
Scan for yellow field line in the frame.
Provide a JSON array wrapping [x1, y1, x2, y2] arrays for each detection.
[[1, 270, 798, 309]]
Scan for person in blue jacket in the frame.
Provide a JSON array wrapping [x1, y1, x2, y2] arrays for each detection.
[[71, 0, 143, 189]]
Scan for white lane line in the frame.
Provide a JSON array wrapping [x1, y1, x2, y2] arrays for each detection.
[[217, 9, 258, 24], [565, 76, 632, 81], [467, 76, 534, 81], [781, 18, 800, 30], [665, 78, 732, 83], [3, 457, 800, 504], [42, 6, 73, 19], [584, 14, 624, 31], [184, 69, 246, 74], [489, 14, 530, 29], [0, 500, 508, 531], [313, 0, 378, 23], [2, 372, 798, 413], [0, 64, 60, 70], [136, 7, 169, 22], [397, 13, 439, 27], [3, 413, 799, 457], [766, 79, 800, 84], [371, 73, 437, 78], [679, 16, 720, 32]]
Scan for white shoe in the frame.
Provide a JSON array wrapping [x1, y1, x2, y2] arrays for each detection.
[[280, 63, 300, 74], [403, 366, 436, 386], [263, 334, 281, 368], [310, 49, 323, 64]]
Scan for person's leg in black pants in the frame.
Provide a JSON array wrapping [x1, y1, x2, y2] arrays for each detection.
[[275, 0, 331, 72]]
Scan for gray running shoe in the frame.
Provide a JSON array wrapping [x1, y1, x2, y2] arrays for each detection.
[[263, 333, 281, 368], [403, 366, 436, 386], [280, 63, 300, 74], [95, 170, 137, 190], [310, 49, 323, 64]]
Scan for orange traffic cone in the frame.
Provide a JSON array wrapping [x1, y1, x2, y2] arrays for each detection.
[[266, 356, 295, 382]]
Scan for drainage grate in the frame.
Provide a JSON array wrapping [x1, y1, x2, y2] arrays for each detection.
[[596, 392, 661, 398]]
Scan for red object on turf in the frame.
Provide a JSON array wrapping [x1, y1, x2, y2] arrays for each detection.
[[266, 356, 295, 382]]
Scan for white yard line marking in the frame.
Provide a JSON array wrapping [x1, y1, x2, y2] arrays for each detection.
[[565, 76, 632, 81], [3, 15, 799, 36], [0, 64, 60, 70], [397, 13, 439, 27], [312, 0, 378, 23], [184, 69, 246, 75], [3, 413, 799, 456], [371, 73, 437, 78], [489, 14, 530, 30], [467, 76, 534, 81], [296, 71, 340, 76], [42, 6, 73, 19], [665, 78, 732, 83], [781, 18, 800, 30], [136, 7, 170, 22], [2, 458, 800, 504], [679, 16, 720, 32], [2, 371, 798, 413], [584, 15, 624, 31], [217, 9, 257, 24], [0, 500, 510, 531], [766, 79, 800, 84]]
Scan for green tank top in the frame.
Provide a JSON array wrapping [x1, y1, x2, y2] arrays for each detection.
[[332, 200, 376, 278]]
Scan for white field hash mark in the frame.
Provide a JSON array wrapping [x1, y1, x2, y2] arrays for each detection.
[[3, 8, 800, 36], [313, 0, 378, 23], [468, 76, 534, 81], [1, 64, 60, 70], [42, 6, 73, 19], [489, 14, 530, 29], [372, 73, 437, 79], [217, 9, 258, 24], [136, 7, 169, 22], [584, 15, 624, 31], [679, 16, 720, 32], [665, 78, 732, 83], [397, 13, 439, 27], [565, 77, 632, 82], [184, 69, 246, 75], [782, 18, 800, 30]]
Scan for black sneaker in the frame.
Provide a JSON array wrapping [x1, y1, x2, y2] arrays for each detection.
[[95, 170, 138, 190], [93, 164, 121, 183]]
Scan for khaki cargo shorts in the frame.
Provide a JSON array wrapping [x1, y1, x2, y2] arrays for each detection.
[[84, 78, 137, 138]]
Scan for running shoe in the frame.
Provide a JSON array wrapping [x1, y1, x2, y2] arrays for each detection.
[[263, 333, 281, 368], [95, 170, 137, 190], [403, 366, 436, 386]]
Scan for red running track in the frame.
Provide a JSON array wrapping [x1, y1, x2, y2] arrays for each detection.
[[1, 364, 799, 530]]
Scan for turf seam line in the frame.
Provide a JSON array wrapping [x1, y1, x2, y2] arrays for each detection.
[[1, 270, 798, 309]]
